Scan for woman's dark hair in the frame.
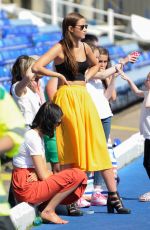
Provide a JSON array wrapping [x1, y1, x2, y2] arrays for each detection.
[[98, 47, 111, 89], [10, 55, 35, 93], [30, 101, 63, 138], [60, 12, 85, 78]]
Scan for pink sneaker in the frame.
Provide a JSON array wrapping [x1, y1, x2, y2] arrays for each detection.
[[91, 191, 107, 206], [77, 197, 91, 208]]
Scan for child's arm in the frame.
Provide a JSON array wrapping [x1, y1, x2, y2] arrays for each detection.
[[119, 52, 138, 66], [93, 63, 122, 80], [92, 52, 138, 81], [118, 69, 144, 97], [14, 64, 36, 97], [104, 75, 116, 101]]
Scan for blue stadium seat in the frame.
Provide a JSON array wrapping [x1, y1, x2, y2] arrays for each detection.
[[121, 42, 141, 55], [16, 25, 39, 35], [2, 80, 11, 92], [20, 47, 35, 56], [32, 32, 61, 46], [35, 45, 50, 55], [38, 25, 61, 33], [0, 66, 11, 79], [0, 53, 3, 64], [140, 51, 150, 66], [0, 10, 8, 19], [107, 45, 125, 59], [1, 36, 32, 50], [3, 24, 39, 37], [1, 25, 11, 37], [0, 39, 4, 48], [1, 50, 22, 64], [0, 18, 10, 26], [9, 19, 33, 26]]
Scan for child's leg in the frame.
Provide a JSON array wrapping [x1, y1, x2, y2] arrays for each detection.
[[143, 139, 150, 178], [93, 117, 111, 190]]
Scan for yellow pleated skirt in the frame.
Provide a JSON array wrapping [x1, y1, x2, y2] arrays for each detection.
[[53, 85, 112, 171]]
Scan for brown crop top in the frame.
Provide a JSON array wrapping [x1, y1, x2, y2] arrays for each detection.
[[55, 43, 89, 81]]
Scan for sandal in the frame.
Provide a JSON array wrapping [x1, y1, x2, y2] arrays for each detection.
[[139, 192, 150, 202], [67, 202, 83, 216]]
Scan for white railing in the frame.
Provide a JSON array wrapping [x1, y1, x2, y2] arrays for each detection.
[[1, 0, 147, 44], [48, 0, 131, 43]]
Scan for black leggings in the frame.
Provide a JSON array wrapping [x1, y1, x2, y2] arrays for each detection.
[[143, 139, 150, 179]]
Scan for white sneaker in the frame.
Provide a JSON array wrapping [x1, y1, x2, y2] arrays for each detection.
[[77, 197, 91, 208], [139, 192, 150, 202], [91, 191, 107, 206]]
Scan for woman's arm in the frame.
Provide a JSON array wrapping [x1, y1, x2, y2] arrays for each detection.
[[26, 130, 52, 180], [32, 43, 68, 85], [32, 155, 53, 180], [84, 44, 100, 82]]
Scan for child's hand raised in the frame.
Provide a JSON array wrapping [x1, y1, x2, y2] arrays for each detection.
[[128, 51, 140, 63], [26, 64, 36, 81], [119, 70, 129, 81], [115, 65, 129, 81]]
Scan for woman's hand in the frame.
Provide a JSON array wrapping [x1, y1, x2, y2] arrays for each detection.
[[52, 162, 61, 174], [27, 172, 38, 182], [48, 170, 53, 176], [58, 74, 70, 85]]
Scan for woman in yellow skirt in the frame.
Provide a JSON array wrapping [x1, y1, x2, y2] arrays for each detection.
[[32, 12, 130, 214]]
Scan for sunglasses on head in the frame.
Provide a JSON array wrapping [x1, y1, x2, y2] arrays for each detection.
[[75, 24, 88, 30]]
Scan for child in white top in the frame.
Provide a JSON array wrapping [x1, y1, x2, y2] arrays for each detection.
[[118, 69, 150, 202], [10, 55, 59, 171], [86, 45, 117, 205], [10, 55, 45, 128], [86, 45, 138, 205]]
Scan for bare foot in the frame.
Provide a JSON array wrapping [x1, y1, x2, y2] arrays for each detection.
[[41, 210, 68, 224]]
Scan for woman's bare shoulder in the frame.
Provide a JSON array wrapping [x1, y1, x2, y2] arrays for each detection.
[[51, 42, 63, 51], [83, 42, 92, 54]]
